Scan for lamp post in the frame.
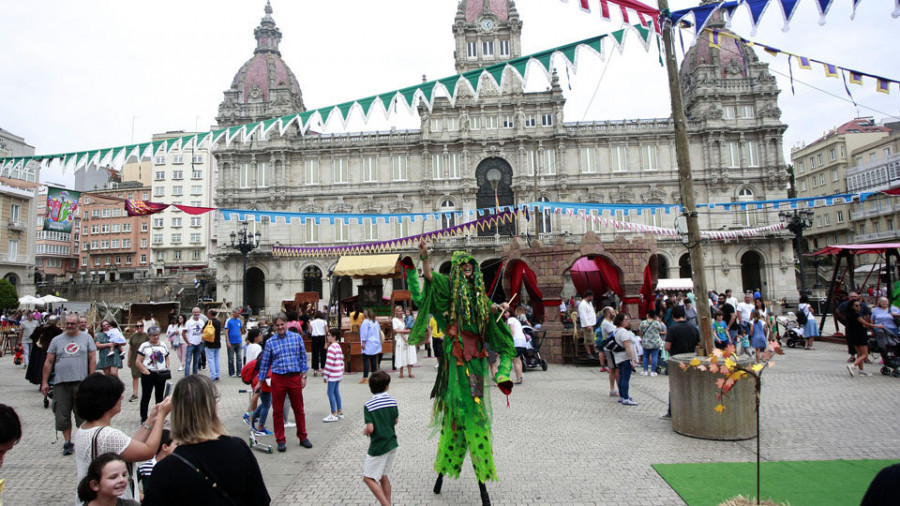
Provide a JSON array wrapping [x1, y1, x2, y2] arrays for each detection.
[[230, 221, 261, 313], [779, 209, 814, 295]]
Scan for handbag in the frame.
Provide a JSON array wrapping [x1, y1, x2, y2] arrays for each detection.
[[170, 450, 238, 506], [157, 369, 172, 380]]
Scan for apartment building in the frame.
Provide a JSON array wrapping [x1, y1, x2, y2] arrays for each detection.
[[0, 127, 40, 294], [791, 118, 891, 252], [148, 131, 216, 275], [80, 182, 151, 282], [846, 127, 900, 243]]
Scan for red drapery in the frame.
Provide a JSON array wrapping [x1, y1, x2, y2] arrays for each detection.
[[569, 256, 622, 297], [509, 261, 543, 302]]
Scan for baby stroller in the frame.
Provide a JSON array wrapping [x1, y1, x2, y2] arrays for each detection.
[[872, 330, 900, 378], [776, 314, 805, 348], [521, 326, 548, 372]]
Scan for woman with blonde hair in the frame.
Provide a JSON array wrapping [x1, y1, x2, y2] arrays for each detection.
[[142, 375, 270, 505]]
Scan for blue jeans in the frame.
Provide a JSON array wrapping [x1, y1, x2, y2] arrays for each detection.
[[227, 343, 243, 377], [327, 381, 342, 413], [618, 359, 633, 400], [206, 347, 221, 379], [184, 343, 205, 376], [253, 391, 272, 429], [642, 348, 659, 372]]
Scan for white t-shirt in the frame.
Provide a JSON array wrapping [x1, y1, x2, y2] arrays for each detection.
[[507, 317, 528, 348], [137, 341, 169, 372], [75, 426, 134, 501], [612, 328, 635, 365], [578, 299, 597, 329], [727, 297, 739, 310], [309, 318, 327, 337], [166, 324, 184, 346], [184, 317, 205, 345], [736, 302, 754, 323], [600, 318, 616, 340], [245, 342, 262, 362]]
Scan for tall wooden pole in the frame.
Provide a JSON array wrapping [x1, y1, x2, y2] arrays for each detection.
[[658, 0, 713, 354]]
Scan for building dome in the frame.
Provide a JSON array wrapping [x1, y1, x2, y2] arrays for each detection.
[[460, 0, 515, 22], [217, 1, 304, 127]]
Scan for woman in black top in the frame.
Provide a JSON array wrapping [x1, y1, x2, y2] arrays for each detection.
[[143, 375, 270, 506], [845, 300, 884, 377]]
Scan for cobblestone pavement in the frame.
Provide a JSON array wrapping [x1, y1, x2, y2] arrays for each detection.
[[2, 336, 898, 505]]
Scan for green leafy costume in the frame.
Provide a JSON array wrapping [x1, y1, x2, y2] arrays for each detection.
[[406, 251, 515, 482]]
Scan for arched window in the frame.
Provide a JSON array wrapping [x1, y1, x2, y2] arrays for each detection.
[[440, 199, 457, 229], [737, 187, 755, 227], [538, 196, 552, 234], [303, 265, 323, 297]]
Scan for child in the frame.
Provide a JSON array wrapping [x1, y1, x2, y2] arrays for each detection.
[[242, 328, 263, 425], [749, 309, 768, 363], [363, 371, 398, 506], [246, 356, 275, 436], [77, 452, 141, 506], [323, 328, 344, 422], [137, 430, 175, 499], [712, 311, 729, 350]]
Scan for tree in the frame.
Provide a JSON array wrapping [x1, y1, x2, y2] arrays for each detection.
[[0, 279, 18, 310]]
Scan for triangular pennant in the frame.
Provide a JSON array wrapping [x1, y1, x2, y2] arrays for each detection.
[[487, 64, 506, 88], [438, 76, 460, 100], [418, 81, 437, 105], [462, 70, 483, 94]]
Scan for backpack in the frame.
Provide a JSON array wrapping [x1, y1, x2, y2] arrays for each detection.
[[240, 359, 257, 385], [599, 329, 626, 353], [202, 320, 216, 343], [796, 307, 808, 325]]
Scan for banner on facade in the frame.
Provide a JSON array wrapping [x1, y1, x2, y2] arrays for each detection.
[[43, 186, 80, 233]]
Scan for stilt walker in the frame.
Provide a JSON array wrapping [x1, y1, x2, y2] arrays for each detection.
[[406, 239, 516, 506]]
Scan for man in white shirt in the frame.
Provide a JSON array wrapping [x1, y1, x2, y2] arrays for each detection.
[[577, 291, 599, 360], [183, 307, 206, 377], [735, 292, 755, 338], [725, 289, 739, 311]]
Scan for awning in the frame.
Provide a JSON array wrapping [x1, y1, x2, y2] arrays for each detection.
[[808, 243, 900, 256], [333, 254, 401, 278], [656, 278, 694, 291]]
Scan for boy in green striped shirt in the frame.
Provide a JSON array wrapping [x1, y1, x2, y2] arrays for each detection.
[[363, 371, 398, 506]]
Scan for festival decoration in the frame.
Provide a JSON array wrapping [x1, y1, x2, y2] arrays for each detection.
[[0, 22, 658, 173], [668, 0, 895, 38], [43, 187, 80, 233], [565, 0, 661, 31]]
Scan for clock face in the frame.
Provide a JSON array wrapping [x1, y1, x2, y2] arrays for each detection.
[[481, 18, 494, 31]]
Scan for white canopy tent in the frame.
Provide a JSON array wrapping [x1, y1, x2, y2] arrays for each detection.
[[38, 294, 68, 303], [18, 295, 45, 307], [656, 278, 694, 291]]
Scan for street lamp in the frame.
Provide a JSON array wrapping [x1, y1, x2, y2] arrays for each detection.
[[230, 221, 261, 313], [779, 209, 814, 295]]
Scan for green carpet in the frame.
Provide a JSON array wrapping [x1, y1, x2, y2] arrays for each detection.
[[652, 459, 900, 506]]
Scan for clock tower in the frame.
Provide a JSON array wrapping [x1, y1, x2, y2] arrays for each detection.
[[453, 0, 522, 74]]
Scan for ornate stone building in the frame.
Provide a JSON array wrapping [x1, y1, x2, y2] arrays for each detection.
[[213, 1, 798, 314]]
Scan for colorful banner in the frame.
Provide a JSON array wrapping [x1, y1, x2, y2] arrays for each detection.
[[43, 186, 80, 233]]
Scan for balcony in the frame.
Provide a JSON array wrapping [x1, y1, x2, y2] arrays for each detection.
[[853, 202, 900, 220], [7, 220, 25, 231], [854, 230, 900, 243]]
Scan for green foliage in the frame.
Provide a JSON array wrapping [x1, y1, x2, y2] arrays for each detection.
[[0, 279, 19, 310]]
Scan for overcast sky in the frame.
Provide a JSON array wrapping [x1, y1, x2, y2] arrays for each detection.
[[1, 0, 897, 188]]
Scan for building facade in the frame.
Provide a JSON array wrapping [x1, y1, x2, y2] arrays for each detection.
[[213, 1, 798, 314], [791, 117, 891, 252], [0, 127, 40, 295], [80, 183, 152, 282], [148, 131, 217, 275], [847, 129, 900, 244]]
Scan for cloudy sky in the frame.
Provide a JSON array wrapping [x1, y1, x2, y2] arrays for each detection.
[[1, 0, 897, 187]]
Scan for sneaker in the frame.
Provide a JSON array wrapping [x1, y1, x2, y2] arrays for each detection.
[[847, 356, 856, 363], [255, 428, 274, 436], [242, 413, 251, 425], [622, 399, 638, 406], [864, 357, 873, 364], [858, 370, 872, 377], [847, 364, 857, 377], [177, 367, 184, 372], [660, 413, 672, 419], [128, 394, 138, 402], [323, 414, 339, 423], [640, 371, 648, 376], [299, 438, 313, 448], [600, 367, 609, 373], [617, 398, 624, 404], [284, 421, 296, 428], [277, 442, 286, 452], [337, 414, 344, 420], [609, 390, 618, 397], [359, 378, 368, 384], [650, 372, 658, 377], [62, 441, 75, 456]]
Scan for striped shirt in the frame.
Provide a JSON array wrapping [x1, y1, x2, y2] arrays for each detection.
[[364, 393, 399, 456], [323, 342, 344, 382], [257, 330, 308, 381]]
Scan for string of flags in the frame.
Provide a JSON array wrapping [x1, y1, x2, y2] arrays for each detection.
[[562, 0, 661, 32], [668, 0, 897, 38], [0, 22, 659, 173], [704, 28, 899, 96]]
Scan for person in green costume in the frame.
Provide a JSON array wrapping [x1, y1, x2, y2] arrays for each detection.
[[406, 239, 515, 506]]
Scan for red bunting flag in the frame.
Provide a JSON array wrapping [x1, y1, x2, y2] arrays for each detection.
[[125, 200, 169, 216]]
